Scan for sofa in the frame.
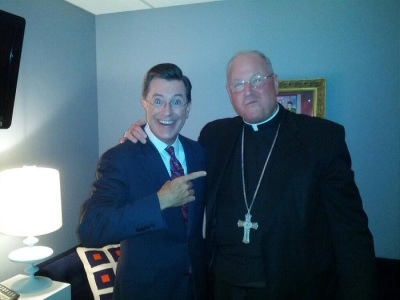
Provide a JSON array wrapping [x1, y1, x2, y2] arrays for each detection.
[[36, 246, 399, 300]]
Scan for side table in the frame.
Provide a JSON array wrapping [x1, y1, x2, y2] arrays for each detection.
[[1, 275, 70, 300]]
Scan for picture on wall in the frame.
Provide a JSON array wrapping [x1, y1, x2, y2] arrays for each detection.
[[277, 78, 326, 118]]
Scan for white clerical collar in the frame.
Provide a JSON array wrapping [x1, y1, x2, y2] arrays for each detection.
[[243, 103, 280, 131]]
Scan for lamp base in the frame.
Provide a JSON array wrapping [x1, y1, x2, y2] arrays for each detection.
[[8, 245, 53, 263], [8, 245, 54, 293], [11, 275, 52, 293]]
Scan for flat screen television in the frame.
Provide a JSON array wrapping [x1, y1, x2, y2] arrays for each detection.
[[0, 9, 25, 129]]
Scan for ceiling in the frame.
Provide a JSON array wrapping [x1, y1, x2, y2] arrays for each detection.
[[65, 0, 223, 15]]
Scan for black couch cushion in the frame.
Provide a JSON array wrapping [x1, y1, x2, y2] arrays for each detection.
[[376, 257, 400, 299], [35, 246, 400, 300]]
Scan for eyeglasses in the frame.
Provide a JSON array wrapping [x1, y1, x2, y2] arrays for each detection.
[[229, 74, 274, 93], [143, 98, 188, 110]]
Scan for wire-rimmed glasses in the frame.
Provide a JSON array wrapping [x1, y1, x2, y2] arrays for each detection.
[[229, 74, 274, 93], [143, 98, 188, 110]]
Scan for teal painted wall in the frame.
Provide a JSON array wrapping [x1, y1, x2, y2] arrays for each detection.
[[0, 0, 98, 280], [0, 0, 398, 281], [96, 0, 400, 259]]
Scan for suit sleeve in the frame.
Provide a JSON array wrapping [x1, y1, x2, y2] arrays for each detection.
[[78, 148, 166, 247], [320, 125, 377, 299]]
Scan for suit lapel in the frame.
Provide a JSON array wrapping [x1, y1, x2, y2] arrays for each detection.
[[209, 117, 243, 199], [272, 110, 302, 169], [261, 110, 303, 225], [137, 141, 170, 186], [179, 135, 205, 235]]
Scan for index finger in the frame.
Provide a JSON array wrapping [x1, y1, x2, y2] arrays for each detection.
[[182, 171, 207, 181]]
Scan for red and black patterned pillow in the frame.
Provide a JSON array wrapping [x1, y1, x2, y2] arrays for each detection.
[[76, 244, 120, 300]]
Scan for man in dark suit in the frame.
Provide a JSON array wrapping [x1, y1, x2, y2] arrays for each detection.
[[123, 51, 377, 299], [79, 63, 207, 299]]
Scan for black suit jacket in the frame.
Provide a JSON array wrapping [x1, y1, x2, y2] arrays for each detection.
[[198, 106, 377, 299]]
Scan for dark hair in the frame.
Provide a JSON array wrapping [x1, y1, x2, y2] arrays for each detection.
[[142, 63, 192, 103]]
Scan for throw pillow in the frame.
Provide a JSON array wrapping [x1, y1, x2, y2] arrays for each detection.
[[76, 244, 120, 300]]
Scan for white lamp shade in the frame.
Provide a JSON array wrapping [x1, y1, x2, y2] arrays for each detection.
[[0, 166, 62, 237]]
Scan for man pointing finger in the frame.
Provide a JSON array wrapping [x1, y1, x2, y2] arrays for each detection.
[[78, 63, 208, 299]]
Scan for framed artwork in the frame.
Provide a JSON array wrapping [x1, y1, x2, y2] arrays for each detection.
[[277, 78, 326, 118]]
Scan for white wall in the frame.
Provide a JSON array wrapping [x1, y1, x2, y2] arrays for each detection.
[[96, 0, 400, 259]]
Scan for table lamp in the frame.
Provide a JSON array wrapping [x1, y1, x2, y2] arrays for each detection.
[[0, 166, 62, 293]]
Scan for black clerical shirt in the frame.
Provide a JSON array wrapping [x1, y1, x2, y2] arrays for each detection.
[[213, 109, 283, 287]]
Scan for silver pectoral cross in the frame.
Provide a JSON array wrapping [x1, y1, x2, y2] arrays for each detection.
[[237, 212, 258, 244]]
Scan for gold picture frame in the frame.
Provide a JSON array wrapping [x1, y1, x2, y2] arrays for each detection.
[[277, 78, 326, 118]]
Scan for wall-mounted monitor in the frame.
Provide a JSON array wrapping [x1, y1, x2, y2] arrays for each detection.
[[0, 9, 26, 129]]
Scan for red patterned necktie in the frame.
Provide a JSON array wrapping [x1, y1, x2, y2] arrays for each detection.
[[166, 146, 188, 223]]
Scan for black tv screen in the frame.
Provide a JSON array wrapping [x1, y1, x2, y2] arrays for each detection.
[[0, 9, 25, 129]]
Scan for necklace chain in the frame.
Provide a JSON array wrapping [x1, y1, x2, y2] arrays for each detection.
[[241, 123, 281, 213]]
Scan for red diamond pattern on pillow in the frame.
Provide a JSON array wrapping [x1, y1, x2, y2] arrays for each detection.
[[77, 244, 120, 300]]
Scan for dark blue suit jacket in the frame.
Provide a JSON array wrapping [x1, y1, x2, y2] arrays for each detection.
[[79, 135, 207, 299]]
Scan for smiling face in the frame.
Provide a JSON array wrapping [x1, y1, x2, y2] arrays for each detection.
[[141, 78, 191, 145], [226, 52, 279, 124]]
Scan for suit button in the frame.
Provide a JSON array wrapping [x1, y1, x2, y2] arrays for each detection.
[[184, 266, 192, 275]]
